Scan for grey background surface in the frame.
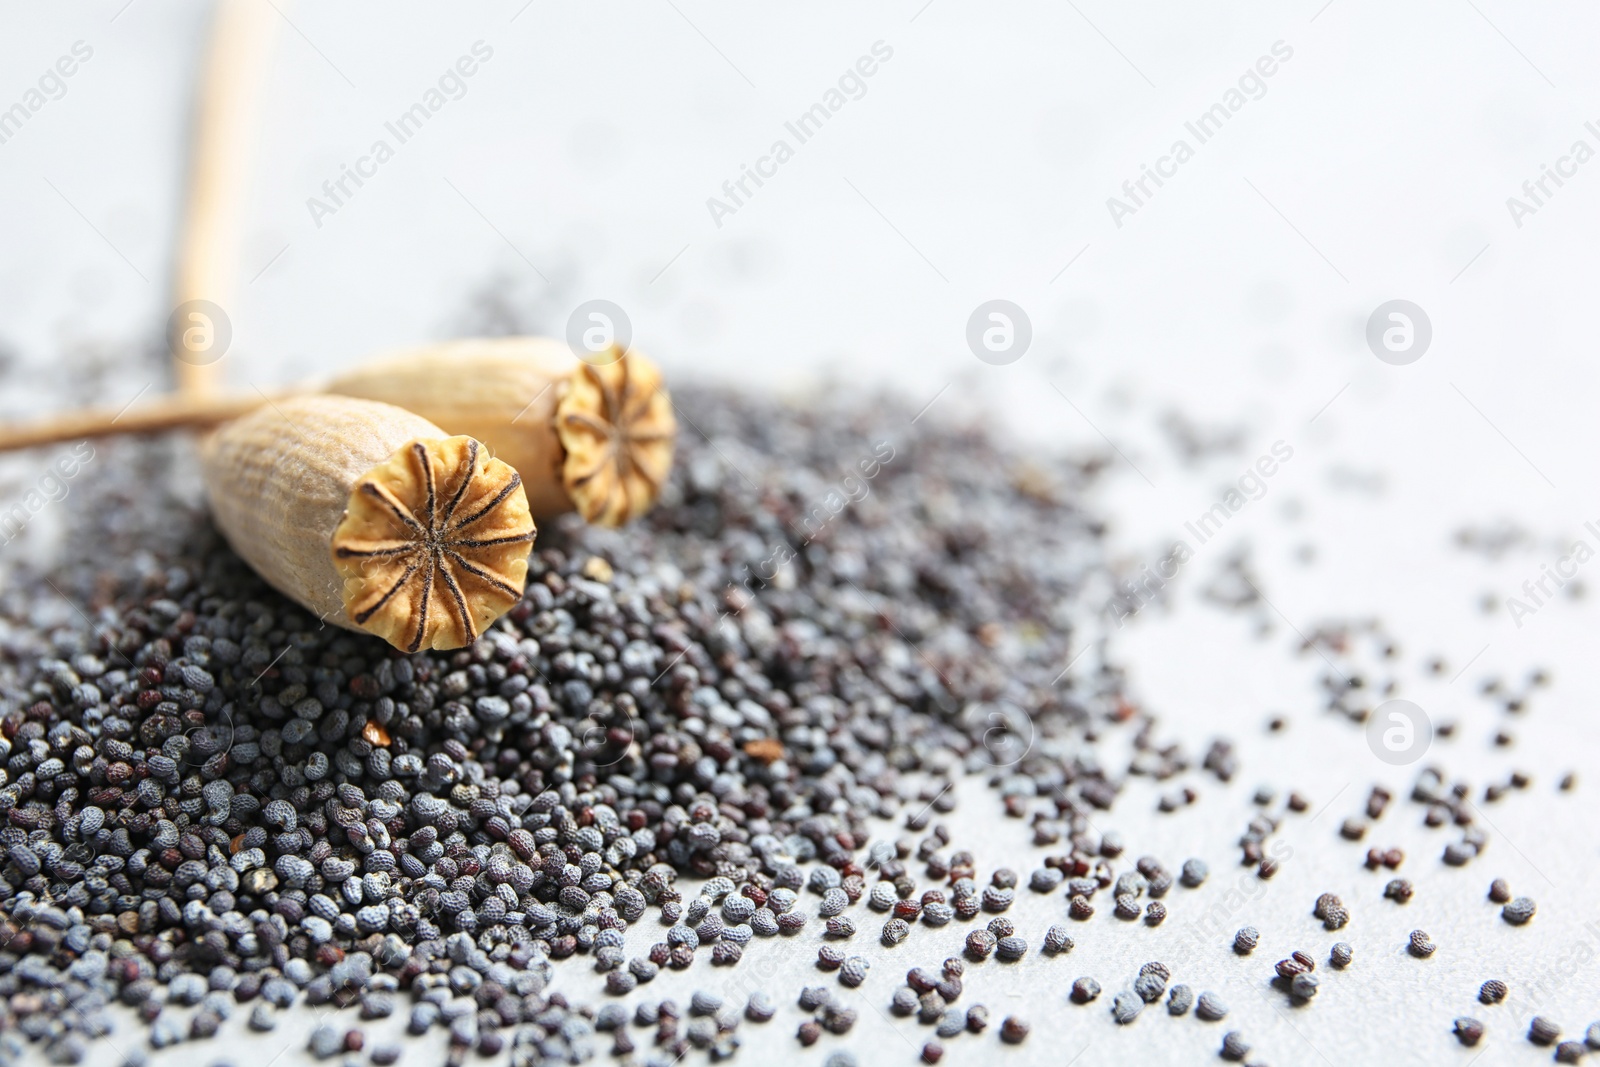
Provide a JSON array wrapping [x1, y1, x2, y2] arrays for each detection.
[[2, 2, 1598, 1064]]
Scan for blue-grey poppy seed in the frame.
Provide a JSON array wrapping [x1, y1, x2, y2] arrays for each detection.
[[1196, 992, 1228, 1021], [1502, 897, 1536, 925]]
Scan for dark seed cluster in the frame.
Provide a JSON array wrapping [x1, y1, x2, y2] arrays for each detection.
[[0, 387, 1135, 1062]]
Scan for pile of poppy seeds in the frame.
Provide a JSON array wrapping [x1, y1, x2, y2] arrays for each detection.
[[0, 386, 1589, 1066]]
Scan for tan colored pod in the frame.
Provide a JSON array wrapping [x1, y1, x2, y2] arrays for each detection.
[[200, 395, 535, 652], [324, 337, 676, 527]]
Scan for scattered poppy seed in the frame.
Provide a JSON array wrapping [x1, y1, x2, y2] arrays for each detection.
[[1112, 992, 1143, 1024], [746, 994, 775, 1023], [881, 918, 911, 946], [1488, 878, 1512, 903], [1290, 973, 1319, 1000], [1556, 1041, 1587, 1064], [1586, 1021, 1600, 1048], [1502, 897, 1536, 925], [839, 957, 870, 988], [1069, 895, 1095, 921], [1114, 894, 1142, 920], [1000, 1016, 1030, 1044], [1384, 878, 1414, 903], [1478, 979, 1507, 1004], [1530, 1016, 1562, 1046], [965, 1004, 989, 1032], [1323, 904, 1350, 930], [1043, 925, 1074, 954], [1233, 927, 1260, 954], [921, 1042, 943, 1065], [1221, 1031, 1251, 1061], [1196, 993, 1229, 1021], [1329, 942, 1353, 968], [1180, 859, 1209, 887], [1453, 1017, 1484, 1046], [1408, 930, 1436, 958], [1145, 902, 1167, 925], [965, 930, 996, 960], [995, 935, 1027, 961], [1168, 985, 1194, 1015], [1071, 978, 1102, 1004], [1133, 973, 1166, 1004]]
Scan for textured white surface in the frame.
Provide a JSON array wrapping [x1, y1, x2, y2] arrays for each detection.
[[2, 2, 1599, 1065]]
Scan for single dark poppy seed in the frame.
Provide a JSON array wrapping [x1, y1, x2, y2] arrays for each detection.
[[1233, 927, 1259, 954], [1112, 992, 1143, 1024], [1069, 895, 1095, 921], [1000, 1016, 1029, 1044], [1585, 1021, 1600, 1049], [1556, 1040, 1587, 1064], [996, 935, 1027, 961], [817, 945, 844, 970], [965, 1004, 988, 1032], [1290, 973, 1319, 1000], [1220, 1031, 1250, 1061], [1323, 904, 1350, 930], [1488, 878, 1512, 903], [1168, 985, 1194, 1015], [890, 987, 918, 1016], [796, 1021, 821, 1047], [965, 930, 996, 960], [1071, 978, 1101, 1004], [1502, 897, 1536, 925], [1314, 892, 1341, 919], [1384, 878, 1414, 903], [881, 918, 911, 946], [1453, 1017, 1484, 1046], [1043, 925, 1074, 955], [1478, 979, 1507, 1004], [1408, 930, 1436, 958], [1276, 958, 1308, 980], [839, 957, 870, 988], [1114, 894, 1142, 920], [1530, 1016, 1562, 1046], [1329, 942, 1353, 968]]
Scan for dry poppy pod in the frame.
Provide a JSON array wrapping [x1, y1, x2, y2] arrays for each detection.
[[323, 336, 675, 526], [200, 394, 535, 651]]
